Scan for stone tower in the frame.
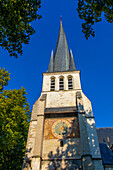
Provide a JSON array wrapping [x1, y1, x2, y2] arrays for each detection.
[[23, 20, 104, 170]]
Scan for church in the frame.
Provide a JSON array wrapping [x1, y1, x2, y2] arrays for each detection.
[[23, 20, 113, 170]]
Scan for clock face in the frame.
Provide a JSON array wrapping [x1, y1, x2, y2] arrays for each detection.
[[52, 120, 72, 139]]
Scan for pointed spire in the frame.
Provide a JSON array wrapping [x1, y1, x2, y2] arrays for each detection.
[[47, 50, 53, 72], [47, 19, 77, 73], [70, 49, 76, 71], [53, 19, 70, 72]]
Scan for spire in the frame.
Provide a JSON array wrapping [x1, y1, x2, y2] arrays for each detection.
[[47, 19, 77, 73], [70, 49, 76, 71], [47, 50, 53, 72], [54, 19, 70, 72]]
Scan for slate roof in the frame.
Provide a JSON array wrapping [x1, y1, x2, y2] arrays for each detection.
[[97, 127, 113, 146], [97, 128, 113, 165], [47, 20, 76, 72], [99, 143, 113, 165]]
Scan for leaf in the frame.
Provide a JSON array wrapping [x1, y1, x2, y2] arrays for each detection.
[[0, 68, 31, 169], [0, 0, 41, 58], [77, 0, 113, 38]]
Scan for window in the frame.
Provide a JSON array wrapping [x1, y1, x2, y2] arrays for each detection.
[[50, 77, 55, 91], [68, 76, 73, 89], [59, 77, 64, 90], [60, 140, 64, 147]]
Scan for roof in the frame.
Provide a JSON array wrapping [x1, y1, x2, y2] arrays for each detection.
[[97, 127, 113, 165], [99, 143, 113, 165], [47, 20, 76, 73], [97, 127, 113, 146]]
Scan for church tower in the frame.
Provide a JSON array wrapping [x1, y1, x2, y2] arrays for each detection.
[[23, 20, 104, 170]]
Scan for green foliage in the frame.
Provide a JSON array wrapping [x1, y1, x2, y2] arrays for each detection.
[[0, 0, 41, 58], [77, 0, 113, 39], [0, 68, 10, 92], [0, 68, 31, 169]]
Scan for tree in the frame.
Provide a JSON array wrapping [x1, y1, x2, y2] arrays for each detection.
[[0, 68, 31, 169], [77, 0, 113, 39], [0, 0, 41, 58]]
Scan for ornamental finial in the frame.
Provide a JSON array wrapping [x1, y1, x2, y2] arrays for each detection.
[[60, 16, 62, 24]]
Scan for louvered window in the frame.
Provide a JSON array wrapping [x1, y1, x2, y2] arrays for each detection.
[[59, 77, 64, 90], [50, 78, 55, 91], [68, 76, 73, 89]]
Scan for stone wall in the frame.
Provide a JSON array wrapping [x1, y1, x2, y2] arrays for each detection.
[[26, 120, 37, 157], [45, 90, 76, 108], [23, 70, 105, 170], [42, 114, 81, 160], [41, 159, 82, 170], [42, 71, 81, 92], [82, 92, 93, 117], [42, 138, 81, 160], [105, 167, 113, 170], [82, 92, 102, 159]]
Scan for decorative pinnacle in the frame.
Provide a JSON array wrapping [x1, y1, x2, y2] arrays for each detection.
[[60, 16, 62, 24]]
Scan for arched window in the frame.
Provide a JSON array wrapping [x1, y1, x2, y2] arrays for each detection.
[[50, 77, 55, 91], [59, 77, 64, 90], [68, 76, 73, 89]]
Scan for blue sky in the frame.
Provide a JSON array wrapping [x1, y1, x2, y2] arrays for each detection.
[[1, 0, 113, 127]]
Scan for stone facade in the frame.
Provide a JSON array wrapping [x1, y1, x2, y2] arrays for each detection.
[[42, 71, 81, 92], [22, 70, 104, 170], [22, 21, 105, 170]]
